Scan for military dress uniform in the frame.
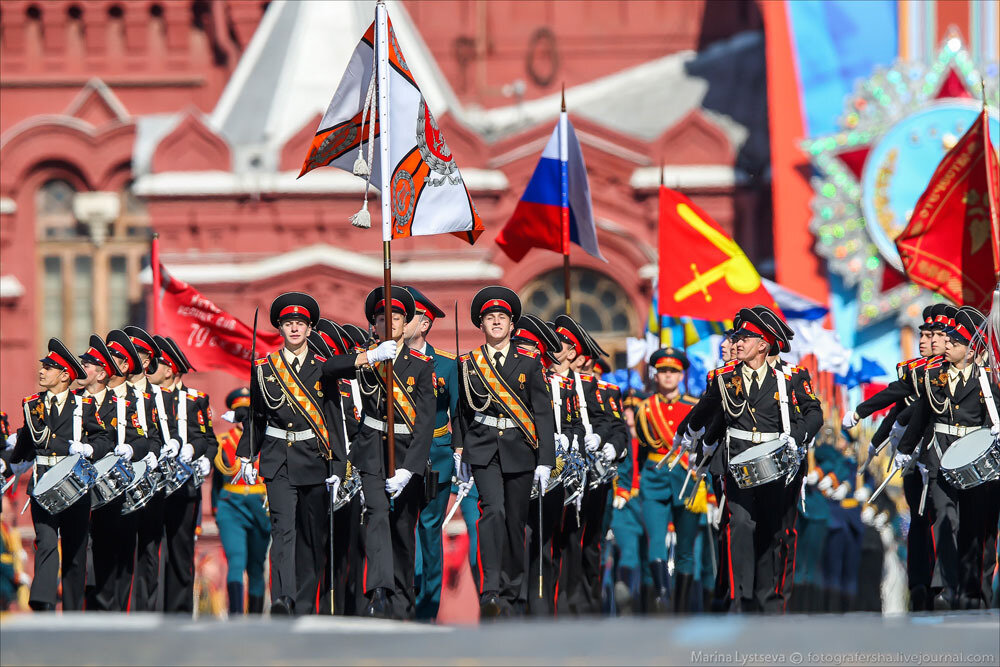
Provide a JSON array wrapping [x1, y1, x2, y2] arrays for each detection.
[[236, 293, 358, 616], [213, 388, 270, 615], [684, 308, 806, 613], [11, 339, 113, 611], [352, 287, 435, 619], [455, 287, 556, 617]]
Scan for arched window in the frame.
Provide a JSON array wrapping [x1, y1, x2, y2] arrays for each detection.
[[36, 179, 86, 239], [520, 268, 636, 370]]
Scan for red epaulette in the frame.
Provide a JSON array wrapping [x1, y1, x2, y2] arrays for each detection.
[[314, 355, 327, 362], [459, 353, 470, 363], [516, 346, 539, 359], [925, 359, 944, 370], [23, 393, 40, 404], [409, 349, 432, 362], [340, 388, 351, 398], [598, 380, 620, 392], [578, 373, 594, 382], [186, 392, 198, 401], [80, 396, 92, 404], [907, 356, 929, 370], [143, 392, 151, 399], [717, 360, 739, 374], [561, 377, 575, 390], [254, 357, 269, 367]]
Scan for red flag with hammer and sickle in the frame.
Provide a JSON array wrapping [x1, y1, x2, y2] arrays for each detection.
[[895, 107, 1000, 311], [657, 186, 780, 320]]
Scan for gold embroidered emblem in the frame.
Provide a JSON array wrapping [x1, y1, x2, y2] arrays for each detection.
[[266, 375, 277, 383], [727, 376, 743, 396]]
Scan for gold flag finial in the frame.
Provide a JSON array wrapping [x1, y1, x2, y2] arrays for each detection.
[[561, 83, 566, 112]]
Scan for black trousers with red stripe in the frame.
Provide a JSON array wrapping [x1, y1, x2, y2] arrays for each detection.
[[473, 454, 533, 607], [957, 479, 1000, 606], [776, 465, 806, 610], [723, 472, 786, 612], [526, 486, 565, 615]]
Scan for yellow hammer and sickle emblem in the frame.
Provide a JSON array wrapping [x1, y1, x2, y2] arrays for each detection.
[[672, 204, 761, 303]]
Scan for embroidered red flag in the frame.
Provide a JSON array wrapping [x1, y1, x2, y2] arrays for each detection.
[[895, 107, 1000, 311]]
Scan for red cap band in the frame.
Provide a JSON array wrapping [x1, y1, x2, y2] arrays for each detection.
[[480, 299, 511, 315], [230, 396, 251, 409], [514, 328, 545, 353], [951, 324, 972, 343], [107, 341, 135, 373], [160, 353, 179, 374], [279, 305, 309, 320], [739, 321, 776, 345], [556, 327, 583, 355], [129, 336, 153, 354], [319, 331, 342, 355], [375, 299, 405, 314], [85, 347, 114, 376], [415, 303, 436, 322], [654, 357, 684, 371], [44, 352, 77, 380]]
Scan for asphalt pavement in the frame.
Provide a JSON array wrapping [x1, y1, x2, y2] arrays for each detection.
[[1, 610, 998, 666]]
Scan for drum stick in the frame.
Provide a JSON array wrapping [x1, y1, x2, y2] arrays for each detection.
[[21, 495, 31, 515], [868, 465, 900, 503]]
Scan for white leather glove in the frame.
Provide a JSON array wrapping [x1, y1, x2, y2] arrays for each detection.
[[195, 456, 210, 477], [114, 443, 134, 460], [702, 440, 719, 457], [817, 475, 833, 492], [456, 461, 472, 484], [612, 494, 627, 510], [583, 433, 601, 453], [832, 483, 849, 501], [456, 477, 474, 497], [991, 424, 999, 437], [779, 433, 797, 456], [161, 438, 180, 458], [325, 474, 341, 497], [534, 464, 552, 493], [861, 505, 876, 525], [179, 443, 194, 463], [688, 451, 699, 469], [806, 469, 819, 486], [0, 458, 5, 475], [601, 443, 616, 461], [894, 452, 912, 470], [854, 486, 871, 503], [555, 433, 570, 453], [142, 451, 158, 470], [368, 340, 398, 364], [842, 411, 859, 429], [889, 421, 906, 447], [240, 457, 258, 485], [874, 513, 889, 529], [4, 433, 15, 450], [709, 503, 723, 529], [221, 410, 236, 423], [69, 441, 94, 458], [385, 468, 413, 499]]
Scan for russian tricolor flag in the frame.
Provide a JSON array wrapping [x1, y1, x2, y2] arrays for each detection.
[[496, 113, 606, 262]]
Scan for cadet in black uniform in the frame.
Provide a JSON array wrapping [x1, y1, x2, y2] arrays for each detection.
[[454, 287, 556, 618], [11, 338, 113, 611], [236, 293, 380, 615]]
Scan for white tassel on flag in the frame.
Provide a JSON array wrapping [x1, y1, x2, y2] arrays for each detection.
[[349, 41, 379, 227], [350, 205, 372, 229]]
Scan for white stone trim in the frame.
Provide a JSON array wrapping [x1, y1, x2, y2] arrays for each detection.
[[629, 165, 751, 191]]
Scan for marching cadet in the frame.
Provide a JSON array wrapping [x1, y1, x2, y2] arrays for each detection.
[[610, 389, 648, 615], [402, 286, 461, 622], [455, 286, 556, 618], [844, 303, 950, 611], [236, 293, 381, 616], [351, 287, 435, 620], [895, 306, 999, 610], [214, 388, 269, 615], [682, 306, 806, 613], [515, 314, 571, 616], [636, 348, 700, 613], [11, 338, 113, 611], [152, 335, 217, 615], [79, 334, 158, 612]]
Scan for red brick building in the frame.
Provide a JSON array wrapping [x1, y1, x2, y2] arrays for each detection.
[[1, 0, 768, 413]]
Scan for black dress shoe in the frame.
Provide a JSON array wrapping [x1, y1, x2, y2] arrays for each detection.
[[270, 595, 295, 616], [932, 590, 956, 611], [364, 587, 391, 618], [479, 592, 502, 619], [29, 600, 55, 612]]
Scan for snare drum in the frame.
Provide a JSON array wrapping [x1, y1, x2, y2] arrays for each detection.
[[940, 429, 1000, 490], [728, 439, 796, 489], [158, 456, 193, 497], [90, 454, 135, 509], [122, 461, 156, 515], [32, 454, 98, 514]]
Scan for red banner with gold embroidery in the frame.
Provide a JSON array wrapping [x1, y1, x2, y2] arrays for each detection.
[[896, 107, 1000, 311]]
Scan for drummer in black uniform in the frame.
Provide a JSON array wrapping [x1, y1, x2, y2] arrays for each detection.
[[11, 338, 113, 611], [454, 287, 556, 618], [682, 306, 806, 613]]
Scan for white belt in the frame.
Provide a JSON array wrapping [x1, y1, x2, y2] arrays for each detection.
[[35, 454, 65, 466], [264, 426, 316, 442], [474, 413, 517, 430], [933, 424, 982, 437], [727, 428, 780, 444], [362, 415, 411, 435]]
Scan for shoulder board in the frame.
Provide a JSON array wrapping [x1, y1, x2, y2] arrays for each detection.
[[340, 388, 351, 397], [907, 357, 929, 370], [255, 357, 269, 367], [23, 393, 40, 404], [314, 355, 328, 363], [143, 392, 151, 399], [516, 346, 539, 359], [409, 349, 432, 362], [80, 396, 92, 404], [680, 394, 699, 405], [706, 369, 717, 381], [578, 373, 594, 382], [186, 392, 198, 401], [925, 360, 944, 370], [716, 361, 739, 374], [597, 380, 620, 391], [561, 377, 575, 389], [459, 353, 470, 363], [784, 372, 793, 381], [435, 349, 456, 360]]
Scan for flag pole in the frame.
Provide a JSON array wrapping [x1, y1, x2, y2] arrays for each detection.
[[151, 232, 161, 335], [560, 84, 571, 315], [377, 0, 396, 477]]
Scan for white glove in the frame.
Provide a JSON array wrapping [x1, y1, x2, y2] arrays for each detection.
[[368, 340, 398, 364], [779, 433, 797, 455], [452, 450, 462, 475], [68, 441, 94, 458], [142, 451, 158, 470], [385, 468, 413, 499], [456, 461, 472, 484], [555, 433, 570, 453], [854, 486, 871, 503], [221, 410, 236, 423], [161, 438, 180, 458], [702, 440, 719, 457], [806, 469, 819, 486], [861, 505, 876, 525], [709, 503, 723, 529], [612, 494, 627, 510], [601, 443, 616, 461], [672, 428, 686, 449], [179, 443, 194, 463], [889, 421, 906, 447], [0, 458, 5, 475], [583, 433, 601, 453], [991, 424, 999, 437], [326, 474, 341, 497], [817, 475, 833, 492], [114, 443, 134, 460], [195, 456, 210, 477], [688, 451, 699, 469], [239, 457, 258, 485], [4, 433, 15, 450], [874, 513, 889, 529], [842, 411, 859, 429], [534, 464, 552, 493], [893, 452, 912, 470], [832, 483, 849, 501], [456, 478, 474, 497]]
